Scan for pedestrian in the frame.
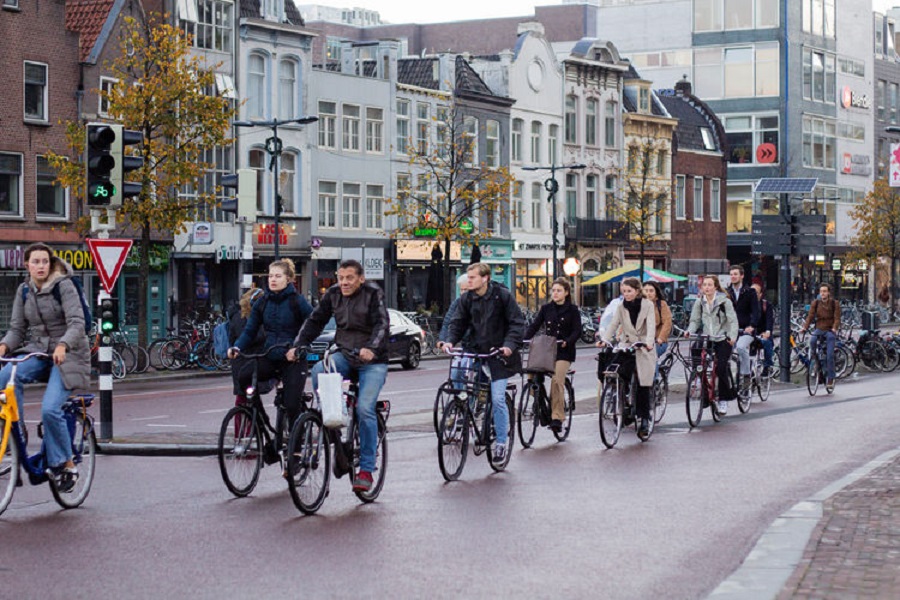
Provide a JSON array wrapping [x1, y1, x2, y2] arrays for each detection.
[[0, 242, 91, 492], [687, 274, 739, 415], [524, 278, 581, 432]]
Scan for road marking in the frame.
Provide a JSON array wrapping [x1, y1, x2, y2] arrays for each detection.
[[146, 423, 188, 428], [198, 408, 231, 414], [381, 387, 441, 396], [116, 385, 232, 400], [130, 415, 169, 421]]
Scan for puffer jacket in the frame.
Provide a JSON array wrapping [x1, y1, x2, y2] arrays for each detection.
[[687, 292, 738, 343], [234, 284, 312, 361], [0, 257, 91, 391]]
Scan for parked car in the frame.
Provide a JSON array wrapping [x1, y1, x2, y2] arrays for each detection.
[[308, 308, 424, 369]]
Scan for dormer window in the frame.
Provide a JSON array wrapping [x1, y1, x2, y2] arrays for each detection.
[[262, 0, 283, 22], [639, 86, 651, 113]]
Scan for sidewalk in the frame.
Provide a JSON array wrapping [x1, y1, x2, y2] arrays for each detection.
[[711, 446, 900, 599]]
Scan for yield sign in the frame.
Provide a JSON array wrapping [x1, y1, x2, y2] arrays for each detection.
[[86, 238, 133, 294]]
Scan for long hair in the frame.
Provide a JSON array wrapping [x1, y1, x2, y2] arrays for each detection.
[[642, 280, 663, 311]]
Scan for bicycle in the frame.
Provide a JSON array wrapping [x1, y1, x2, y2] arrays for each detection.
[[517, 340, 575, 448], [733, 334, 770, 411], [807, 331, 836, 396], [654, 332, 690, 424], [684, 335, 734, 428], [217, 345, 300, 497], [436, 348, 517, 481], [596, 342, 656, 448], [286, 345, 390, 514], [0, 353, 97, 515]]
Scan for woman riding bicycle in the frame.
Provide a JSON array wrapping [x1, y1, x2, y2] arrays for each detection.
[[642, 281, 672, 362], [228, 258, 313, 428], [597, 277, 656, 440], [0, 242, 91, 491], [686, 274, 739, 415], [524, 278, 581, 433]]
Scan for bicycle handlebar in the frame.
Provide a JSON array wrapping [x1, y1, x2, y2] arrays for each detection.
[[0, 352, 49, 363], [444, 347, 503, 359], [229, 342, 291, 359]]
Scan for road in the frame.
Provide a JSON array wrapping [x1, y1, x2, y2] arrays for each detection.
[[2, 356, 899, 599]]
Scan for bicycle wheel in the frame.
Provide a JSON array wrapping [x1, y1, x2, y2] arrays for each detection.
[[111, 349, 127, 380], [437, 399, 468, 481], [652, 372, 669, 424], [881, 342, 900, 372], [598, 380, 623, 448], [160, 339, 189, 370], [0, 422, 19, 516], [131, 344, 151, 374], [807, 356, 820, 396], [835, 345, 854, 380], [116, 344, 138, 374], [286, 412, 330, 514], [195, 340, 217, 372], [685, 371, 704, 428], [488, 393, 515, 472], [859, 340, 885, 371], [552, 379, 575, 442], [755, 365, 771, 402], [217, 406, 262, 497], [51, 415, 96, 509], [354, 412, 387, 503], [433, 383, 459, 437], [737, 365, 752, 414], [517, 383, 539, 449]]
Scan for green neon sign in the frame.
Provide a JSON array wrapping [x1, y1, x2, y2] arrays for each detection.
[[414, 227, 439, 237]]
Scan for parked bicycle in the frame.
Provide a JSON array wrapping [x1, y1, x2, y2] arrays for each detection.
[[0, 353, 97, 515]]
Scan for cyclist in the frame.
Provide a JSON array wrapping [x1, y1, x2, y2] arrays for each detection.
[[227, 258, 313, 432], [751, 284, 775, 377], [438, 274, 473, 391], [288, 259, 390, 493], [0, 242, 91, 492], [800, 283, 841, 390], [597, 277, 656, 440], [524, 278, 581, 432], [687, 274, 739, 415], [726, 265, 760, 395], [642, 281, 672, 362], [442, 262, 525, 463]]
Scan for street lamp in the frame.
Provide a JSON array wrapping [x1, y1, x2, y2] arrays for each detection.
[[522, 163, 587, 280], [233, 116, 318, 259]]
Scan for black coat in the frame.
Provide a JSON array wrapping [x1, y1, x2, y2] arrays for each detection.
[[727, 284, 760, 331], [524, 301, 581, 363], [755, 298, 774, 334]]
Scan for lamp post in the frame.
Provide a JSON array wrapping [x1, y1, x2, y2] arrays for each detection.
[[233, 116, 318, 259], [522, 163, 586, 281]]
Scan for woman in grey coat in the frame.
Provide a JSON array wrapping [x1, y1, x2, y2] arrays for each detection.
[[0, 243, 91, 491]]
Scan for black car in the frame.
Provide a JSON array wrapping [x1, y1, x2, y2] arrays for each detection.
[[308, 308, 424, 369]]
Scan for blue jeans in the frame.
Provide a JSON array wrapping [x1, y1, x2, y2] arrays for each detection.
[[809, 330, 836, 381], [490, 377, 509, 446], [758, 337, 774, 368], [654, 342, 668, 379], [310, 354, 387, 473], [0, 355, 72, 469]]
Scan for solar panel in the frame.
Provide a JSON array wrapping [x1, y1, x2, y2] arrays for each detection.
[[754, 178, 818, 194]]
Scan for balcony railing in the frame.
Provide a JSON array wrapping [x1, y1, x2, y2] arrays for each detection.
[[565, 218, 629, 243]]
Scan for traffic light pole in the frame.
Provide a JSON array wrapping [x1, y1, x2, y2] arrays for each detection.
[[96, 290, 114, 440]]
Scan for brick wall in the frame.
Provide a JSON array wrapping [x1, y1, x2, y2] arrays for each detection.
[[670, 150, 728, 261]]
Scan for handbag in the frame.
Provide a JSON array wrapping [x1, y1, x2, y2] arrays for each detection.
[[317, 372, 345, 429], [525, 332, 558, 374]]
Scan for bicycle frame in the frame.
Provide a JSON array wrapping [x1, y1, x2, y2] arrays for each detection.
[[444, 349, 503, 445]]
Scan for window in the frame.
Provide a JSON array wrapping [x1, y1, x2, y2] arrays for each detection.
[[605, 102, 617, 147], [318, 101, 336, 148], [0, 154, 21, 215], [24, 62, 47, 122], [710, 178, 721, 222], [802, 49, 836, 103], [278, 59, 297, 120], [694, 0, 778, 31], [99, 77, 119, 117], [675, 175, 686, 220], [280, 152, 296, 214], [627, 146, 639, 173], [318, 180, 336, 227], [512, 181, 524, 229], [342, 182, 360, 228], [530, 121, 542, 163], [396, 99, 410, 154], [511, 119, 523, 162], [548, 124, 559, 164], [802, 115, 836, 169], [395, 173, 410, 228], [655, 194, 667, 235], [565, 174, 577, 220], [366, 184, 384, 229], [342, 104, 360, 151], [366, 107, 383, 153], [877, 80, 886, 121], [486, 120, 500, 168], [838, 57, 865, 78], [586, 175, 597, 218], [565, 96, 577, 144], [585, 99, 598, 146], [195, 0, 233, 51], [891, 83, 899, 125], [656, 150, 668, 178], [249, 149, 265, 212], [416, 103, 429, 155], [605, 175, 616, 218], [638, 87, 651, 113], [694, 43, 779, 99], [436, 106, 450, 159], [463, 116, 478, 166], [36, 156, 65, 218], [247, 54, 266, 119], [802, 0, 835, 38], [3, 0, 20, 8], [693, 177, 704, 220], [724, 47, 753, 98], [700, 127, 717, 150], [531, 182, 542, 229], [724, 114, 779, 164]]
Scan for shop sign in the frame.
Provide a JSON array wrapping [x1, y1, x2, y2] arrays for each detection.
[[340, 247, 384, 280], [841, 271, 862, 289], [253, 223, 295, 247], [396, 240, 461, 262], [462, 242, 511, 261], [124, 244, 172, 272], [841, 153, 872, 176], [414, 227, 439, 237], [1, 247, 97, 271], [192, 222, 213, 245], [515, 242, 554, 252], [841, 86, 870, 110], [215, 244, 241, 263], [459, 218, 474, 234]]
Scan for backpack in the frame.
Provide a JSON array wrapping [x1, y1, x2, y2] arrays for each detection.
[[22, 277, 93, 335], [213, 321, 230, 358]]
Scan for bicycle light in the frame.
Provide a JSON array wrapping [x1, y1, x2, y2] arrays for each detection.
[[245, 385, 255, 397], [0, 392, 6, 405]]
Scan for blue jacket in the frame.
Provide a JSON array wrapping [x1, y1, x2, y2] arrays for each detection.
[[234, 284, 312, 361]]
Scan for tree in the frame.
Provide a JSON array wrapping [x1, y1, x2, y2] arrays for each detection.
[[849, 178, 900, 309], [47, 15, 236, 345], [606, 138, 671, 279], [385, 104, 515, 312]]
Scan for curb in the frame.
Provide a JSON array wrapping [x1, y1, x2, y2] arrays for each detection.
[[97, 442, 219, 457]]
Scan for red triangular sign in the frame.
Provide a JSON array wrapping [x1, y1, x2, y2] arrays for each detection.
[[86, 238, 133, 294]]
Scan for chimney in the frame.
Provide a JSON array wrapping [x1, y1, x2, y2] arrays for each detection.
[[675, 75, 692, 96], [517, 21, 545, 36]]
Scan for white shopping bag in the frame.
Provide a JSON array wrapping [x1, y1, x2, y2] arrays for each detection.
[[318, 372, 345, 429]]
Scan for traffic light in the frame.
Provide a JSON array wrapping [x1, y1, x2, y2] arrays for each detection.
[[110, 125, 144, 206], [99, 297, 118, 333], [85, 123, 116, 206], [220, 168, 257, 222]]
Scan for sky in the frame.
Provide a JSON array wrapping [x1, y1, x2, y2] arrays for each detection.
[[317, 0, 559, 25]]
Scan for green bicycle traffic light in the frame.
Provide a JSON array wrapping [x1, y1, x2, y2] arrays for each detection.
[[99, 297, 118, 333], [85, 124, 117, 206]]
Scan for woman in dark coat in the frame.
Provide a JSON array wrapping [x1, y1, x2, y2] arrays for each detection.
[[524, 278, 581, 432]]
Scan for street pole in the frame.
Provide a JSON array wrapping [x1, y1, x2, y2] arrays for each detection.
[[779, 195, 792, 384]]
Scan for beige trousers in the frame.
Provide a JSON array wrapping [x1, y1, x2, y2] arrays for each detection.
[[550, 360, 571, 421]]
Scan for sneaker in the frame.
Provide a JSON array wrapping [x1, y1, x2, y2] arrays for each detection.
[[352, 470, 373, 492], [46, 466, 78, 493], [826, 379, 835, 393], [492, 442, 507, 463], [762, 366, 772, 378], [549, 419, 562, 432], [716, 400, 728, 415]]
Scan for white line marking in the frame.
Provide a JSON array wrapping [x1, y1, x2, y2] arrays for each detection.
[[146, 423, 188, 428], [198, 408, 231, 414], [130, 415, 169, 421]]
